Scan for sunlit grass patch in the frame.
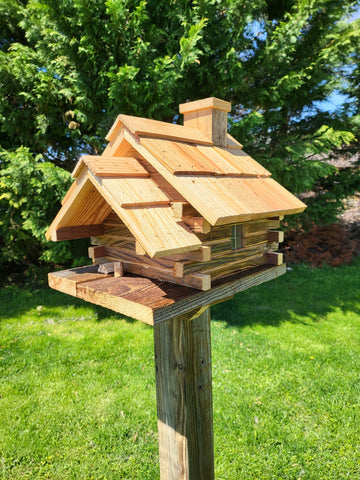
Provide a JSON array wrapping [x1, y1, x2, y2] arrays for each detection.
[[1, 259, 360, 479]]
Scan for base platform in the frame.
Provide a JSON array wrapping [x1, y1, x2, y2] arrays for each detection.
[[49, 263, 286, 324]]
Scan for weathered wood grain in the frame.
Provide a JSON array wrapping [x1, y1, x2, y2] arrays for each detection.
[[72, 155, 150, 179], [118, 114, 214, 145], [171, 202, 198, 219], [214, 146, 271, 177], [242, 218, 281, 236], [182, 217, 211, 234], [140, 138, 219, 175], [268, 230, 284, 243], [165, 246, 212, 263], [87, 172, 202, 258], [114, 261, 124, 277], [88, 245, 106, 259], [154, 307, 214, 480], [91, 235, 135, 249], [48, 265, 111, 297], [98, 262, 116, 274], [227, 133, 243, 149], [53, 224, 105, 241], [96, 247, 211, 291], [266, 252, 284, 266], [48, 264, 286, 324], [124, 128, 306, 225], [178, 243, 271, 276], [99, 176, 170, 208], [46, 174, 112, 241]]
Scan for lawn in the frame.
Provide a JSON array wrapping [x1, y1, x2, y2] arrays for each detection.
[[1, 260, 360, 479]]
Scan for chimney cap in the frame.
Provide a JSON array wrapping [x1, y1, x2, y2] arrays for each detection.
[[179, 97, 231, 114]]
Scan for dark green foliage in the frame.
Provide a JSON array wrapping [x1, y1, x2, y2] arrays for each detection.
[[0, 147, 85, 268], [0, 0, 359, 268]]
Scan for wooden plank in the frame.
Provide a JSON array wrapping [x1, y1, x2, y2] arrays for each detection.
[[89, 174, 202, 257], [126, 129, 306, 225], [183, 217, 211, 234], [268, 230, 284, 243], [179, 243, 270, 276], [196, 218, 280, 244], [266, 252, 284, 266], [214, 147, 271, 177], [54, 224, 104, 241], [103, 126, 126, 157], [154, 307, 214, 480], [104, 246, 177, 270], [48, 265, 111, 296], [73, 156, 150, 178], [98, 247, 211, 291], [202, 255, 267, 282], [89, 246, 106, 259], [91, 235, 135, 249], [96, 257, 210, 291], [61, 180, 78, 205], [103, 133, 139, 158], [227, 133, 243, 149], [46, 172, 111, 241], [151, 173, 187, 202], [47, 180, 112, 240], [203, 236, 278, 255], [242, 233, 269, 247], [122, 208, 202, 258], [253, 178, 306, 214], [140, 138, 218, 175], [99, 176, 170, 208], [171, 202, 198, 219], [202, 238, 232, 255], [197, 226, 232, 242], [135, 241, 146, 255], [195, 145, 246, 176], [174, 142, 222, 174], [120, 114, 214, 145], [98, 262, 116, 274], [49, 264, 286, 324], [152, 264, 287, 324], [166, 246, 212, 263], [242, 218, 281, 236], [76, 275, 158, 325], [85, 173, 202, 257], [179, 97, 231, 113], [114, 261, 124, 277]]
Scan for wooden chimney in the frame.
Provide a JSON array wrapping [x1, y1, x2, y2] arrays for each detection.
[[179, 97, 231, 147]]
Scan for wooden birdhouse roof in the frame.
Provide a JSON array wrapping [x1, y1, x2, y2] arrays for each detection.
[[46, 97, 306, 258]]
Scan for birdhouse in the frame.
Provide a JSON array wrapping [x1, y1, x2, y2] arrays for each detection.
[[46, 98, 307, 479], [46, 97, 305, 323]]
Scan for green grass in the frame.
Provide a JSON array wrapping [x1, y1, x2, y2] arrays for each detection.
[[1, 259, 360, 479]]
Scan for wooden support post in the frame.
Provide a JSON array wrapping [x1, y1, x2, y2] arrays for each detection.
[[153, 307, 214, 480]]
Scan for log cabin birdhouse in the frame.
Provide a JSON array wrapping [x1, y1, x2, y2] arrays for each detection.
[[46, 97, 305, 322], [46, 97, 307, 480]]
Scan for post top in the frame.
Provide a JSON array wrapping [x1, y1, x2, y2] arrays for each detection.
[[179, 97, 231, 114]]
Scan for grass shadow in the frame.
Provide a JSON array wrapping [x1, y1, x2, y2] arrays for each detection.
[[0, 282, 135, 324], [212, 258, 360, 329], [1, 259, 359, 329]]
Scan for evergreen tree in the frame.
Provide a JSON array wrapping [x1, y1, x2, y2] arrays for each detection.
[[1, 0, 359, 268]]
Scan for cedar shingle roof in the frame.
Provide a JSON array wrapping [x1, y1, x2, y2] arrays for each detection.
[[46, 106, 306, 257]]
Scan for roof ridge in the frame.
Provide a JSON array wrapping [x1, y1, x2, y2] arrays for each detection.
[[106, 114, 214, 145]]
